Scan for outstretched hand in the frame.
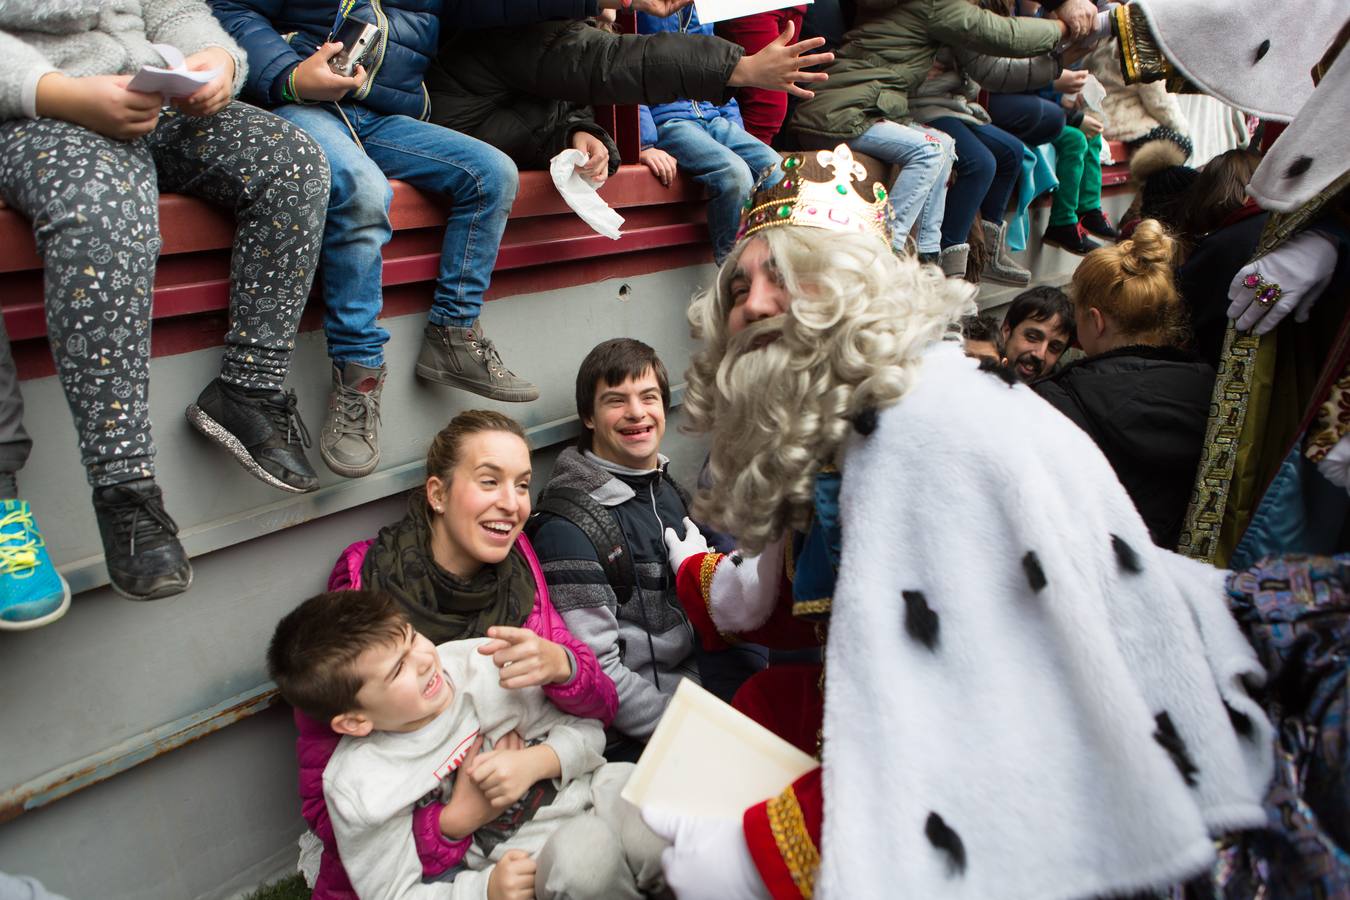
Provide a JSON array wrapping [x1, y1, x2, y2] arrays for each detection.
[[730, 21, 833, 99], [1050, 0, 1097, 40]]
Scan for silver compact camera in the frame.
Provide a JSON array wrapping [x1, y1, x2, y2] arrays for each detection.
[[329, 16, 379, 77]]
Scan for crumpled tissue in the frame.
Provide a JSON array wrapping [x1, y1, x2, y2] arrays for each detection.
[[550, 148, 624, 240]]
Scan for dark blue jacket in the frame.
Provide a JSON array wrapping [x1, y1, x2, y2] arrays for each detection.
[[636, 5, 741, 147], [210, 0, 600, 120]]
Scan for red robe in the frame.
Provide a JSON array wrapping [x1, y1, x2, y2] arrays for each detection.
[[674, 550, 825, 900]]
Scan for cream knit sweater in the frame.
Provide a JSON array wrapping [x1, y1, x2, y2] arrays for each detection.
[[0, 0, 246, 121]]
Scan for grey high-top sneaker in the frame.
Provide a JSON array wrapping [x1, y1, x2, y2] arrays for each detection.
[[320, 362, 385, 478], [939, 243, 971, 279], [980, 220, 1031, 286], [416, 320, 540, 402]]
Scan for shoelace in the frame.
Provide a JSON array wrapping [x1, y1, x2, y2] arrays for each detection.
[[469, 334, 513, 379], [103, 487, 179, 558], [0, 507, 40, 577], [262, 389, 312, 449], [332, 382, 381, 438]]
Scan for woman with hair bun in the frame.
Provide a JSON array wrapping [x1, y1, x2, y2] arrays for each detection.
[[1034, 220, 1216, 549]]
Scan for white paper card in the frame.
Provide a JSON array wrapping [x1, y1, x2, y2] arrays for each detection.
[[128, 44, 222, 98], [620, 679, 818, 820], [693, 0, 812, 26]]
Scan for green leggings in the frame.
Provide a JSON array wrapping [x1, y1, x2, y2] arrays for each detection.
[[1049, 125, 1103, 227]]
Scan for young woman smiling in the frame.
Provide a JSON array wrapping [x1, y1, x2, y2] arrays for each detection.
[[296, 410, 617, 899]]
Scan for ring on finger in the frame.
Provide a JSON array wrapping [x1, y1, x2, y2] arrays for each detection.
[[501, 660, 514, 669], [1242, 272, 1283, 307]]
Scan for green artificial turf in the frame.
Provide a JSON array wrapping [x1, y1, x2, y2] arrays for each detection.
[[243, 873, 310, 900]]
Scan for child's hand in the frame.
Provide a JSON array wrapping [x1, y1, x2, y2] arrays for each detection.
[[439, 736, 495, 838], [1079, 113, 1104, 139], [728, 20, 832, 100], [1052, 68, 1089, 95], [292, 42, 366, 102], [467, 745, 559, 809], [639, 148, 677, 187], [175, 47, 235, 117], [479, 627, 573, 688], [487, 850, 536, 900], [35, 74, 163, 141], [570, 132, 610, 184]]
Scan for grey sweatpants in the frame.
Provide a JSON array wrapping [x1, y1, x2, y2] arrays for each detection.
[[533, 763, 668, 900], [0, 102, 328, 486]]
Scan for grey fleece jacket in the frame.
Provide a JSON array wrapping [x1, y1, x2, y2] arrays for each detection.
[[909, 43, 1061, 127], [0, 0, 247, 121], [529, 447, 699, 743]]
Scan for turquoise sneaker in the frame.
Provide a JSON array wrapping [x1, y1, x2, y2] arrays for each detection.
[[0, 499, 71, 631]]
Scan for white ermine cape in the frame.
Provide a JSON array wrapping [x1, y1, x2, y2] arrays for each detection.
[[818, 342, 1274, 900]]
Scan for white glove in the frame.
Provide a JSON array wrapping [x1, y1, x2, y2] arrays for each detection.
[[664, 517, 711, 575], [642, 808, 770, 900], [1227, 230, 1339, 335], [1316, 432, 1350, 492]]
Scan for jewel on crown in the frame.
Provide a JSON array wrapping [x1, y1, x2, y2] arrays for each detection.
[[737, 143, 894, 245]]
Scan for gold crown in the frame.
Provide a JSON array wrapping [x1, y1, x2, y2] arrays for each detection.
[[738, 144, 894, 245]]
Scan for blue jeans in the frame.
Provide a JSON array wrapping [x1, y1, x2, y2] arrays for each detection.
[[986, 94, 1066, 147], [927, 117, 1025, 248], [273, 103, 518, 367], [848, 121, 950, 255], [654, 116, 782, 263]]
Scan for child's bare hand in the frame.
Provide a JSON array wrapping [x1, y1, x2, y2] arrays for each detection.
[[36, 74, 163, 141], [174, 47, 235, 117], [570, 132, 610, 184], [729, 21, 832, 99], [479, 626, 572, 688], [487, 850, 536, 900], [292, 42, 366, 102], [468, 748, 546, 809], [639, 148, 678, 187], [439, 735, 495, 838]]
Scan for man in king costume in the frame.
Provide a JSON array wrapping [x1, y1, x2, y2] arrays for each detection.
[[642, 145, 1277, 899]]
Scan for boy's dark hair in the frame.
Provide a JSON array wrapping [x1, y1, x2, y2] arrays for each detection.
[[1004, 285, 1076, 343], [960, 314, 1002, 347], [575, 338, 671, 432], [267, 590, 409, 722]]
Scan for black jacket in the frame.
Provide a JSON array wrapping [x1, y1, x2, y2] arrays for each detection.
[[1034, 345, 1216, 550], [427, 18, 744, 170]]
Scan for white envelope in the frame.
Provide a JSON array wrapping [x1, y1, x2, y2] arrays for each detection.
[[127, 44, 222, 98], [550, 148, 624, 240], [694, 0, 813, 25]]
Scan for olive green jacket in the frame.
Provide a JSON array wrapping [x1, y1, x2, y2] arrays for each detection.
[[788, 0, 1062, 141]]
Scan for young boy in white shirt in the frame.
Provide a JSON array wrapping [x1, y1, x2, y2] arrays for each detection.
[[268, 590, 666, 900]]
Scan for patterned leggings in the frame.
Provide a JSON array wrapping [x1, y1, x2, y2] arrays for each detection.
[[0, 102, 329, 486]]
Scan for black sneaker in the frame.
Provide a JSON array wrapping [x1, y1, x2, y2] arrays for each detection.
[[186, 379, 320, 493], [1079, 208, 1120, 242], [92, 479, 192, 601], [1042, 222, 1103, 256]]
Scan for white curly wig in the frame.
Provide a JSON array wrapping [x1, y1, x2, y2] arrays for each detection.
[[684, 226, 976, 553]]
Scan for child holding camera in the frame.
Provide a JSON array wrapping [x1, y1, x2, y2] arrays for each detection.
[[209, 0, 692, 482]]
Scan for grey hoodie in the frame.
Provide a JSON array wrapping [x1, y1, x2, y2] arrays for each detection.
[[529, 446, 699, 743]]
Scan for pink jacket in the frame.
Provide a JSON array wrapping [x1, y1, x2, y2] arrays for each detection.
[[297, 533, 619, 900]]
